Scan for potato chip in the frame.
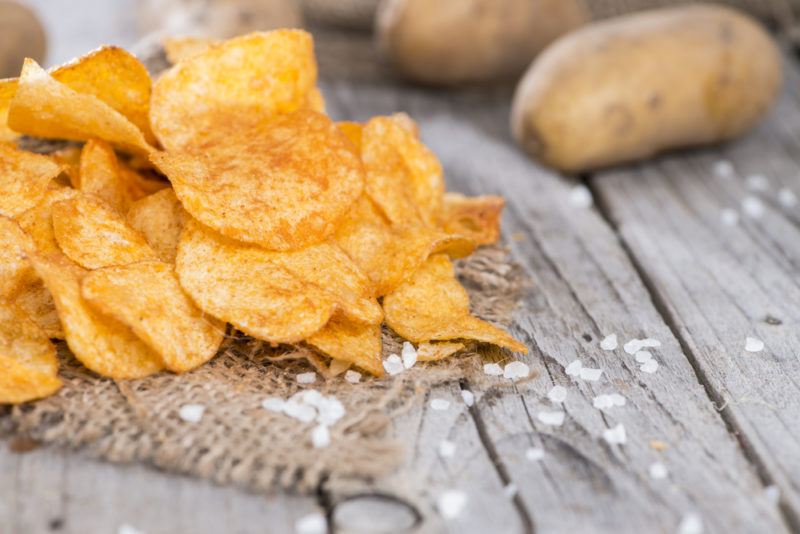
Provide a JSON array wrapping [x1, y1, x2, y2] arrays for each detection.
[[0, 304, 61, 403], [306, 88, 326, 114], [119, 162, 169, 196], [126, 188, 188, 262], [417, 341, 466, 362], [441, 193, 504, 246], [78, 139, 147, 212], [51, 195, 157, 269], [49, 145, 82, 187], [151, 110, 365, 250], [150, 30, 318, 151], [16, 184, 79, 253], [0, 78, 18, 141], [383, 254, 527, 353], [0, 215, 37, 299], [31, 252, 164, 379], [15, 281, 63, 339], [82, 261, 225, 373], [337, 121, 363, 150], [163, 36, 219, 64], [7, 59, 151, 154], [176, 219, 336, 343], [362, 114, 444, 227], [306, 314, 384, 376], [0, 143, 62, 217]]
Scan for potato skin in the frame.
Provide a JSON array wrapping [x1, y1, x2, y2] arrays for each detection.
[[377, 0, 587, 85], [511, 4, 782, 172]]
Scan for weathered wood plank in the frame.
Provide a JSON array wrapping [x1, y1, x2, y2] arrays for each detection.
[[592, 54, 800, 528]]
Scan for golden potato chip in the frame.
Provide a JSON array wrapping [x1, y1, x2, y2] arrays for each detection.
[[126, 188, 188, 262], [15, 281, 63, 339], [0, 304, 61, 403], [383, 254, 527, 353], [0, 78, 18, 141], [441, 193, 504, 246], [417, 341, 466, 362], [163, 36, 219, 64], [0, 215, 37, 298], [150, 30, 318, 151], [82, 261, 225, 373], [16, 185, 79, 253], [337, 121, 363, 150], [119, 162, 169, 196], [7, 59, 151, 154], [151, 110, 364, 250], [362, 114, 444, 227], [31, 252, 164, 379], [176, 219, 336, 343], [306, 87, 326, 114], [306, 314, 384, 376], [0, 143, 62, 217], [49, 145, 82, 187], [78, 139, 146, 212], [51, 195, 157, 269]]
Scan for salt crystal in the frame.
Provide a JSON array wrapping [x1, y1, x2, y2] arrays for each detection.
[[678, 513, 704, 534], [525, 447, 545, 461], [745, 336, 764, 353], [438, 440, 456, 458], [569, 184, 593, 208], [503, 361, 530, 380], [608, 393, 626, 406], [401, 341, 418, 369], [537, 411, 566, 426], [314, 397, 345, 427], [713, 160, 734, 178], [461, 390, 475, 407], [344, 370, 362, 384], [503, 483, 519, 498], [483, 363, 503, 376], [283, 401, 317, 423], [178, 404, 205, 423], [720, 208, 739, 226], [742, 196, 765, 218], [295, 512, 327, 534], [383, 354, 405, 375], [261, 397, 286, 412], [640, 359, 659, 374], [603, 424, 627, 445], [778, 188, 798, 208], [635, 350, 653, 363], [641, 338, 661, 348], [430, 398, 451, 411], [600, 333, 618, 351], [547, 385, 567, 403], [311, 425, 331, 449], [745, 174, 769, 191], [296, 372, 317, 384], [565, 359, 582, 377], [623, 339, 644, 355], [118, 525, 145, 534], [593, 393, 625, 410], [649, 462, 668, 479], [437, 490, 468, 520], [579, 368, 603, 381], [763, 485, 781, 505]]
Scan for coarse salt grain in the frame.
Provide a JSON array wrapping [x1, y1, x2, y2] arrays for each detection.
[[311, 424, 330, 449], [623, 339, 643, 355], [483, 363, 503, 376], [547, 385, 567, 403], [504, 361, 530, 380], [649, 462, 668, 480], [383, 354, 405, 375], [178, 404, 205, 423], [344, 370, 362, 384], [713, 160, 734, 178], [603, 424, 627, 445], [461, 390, 475, 407], [565, 359, 582, 377], [296, 372, 317, 384], [569, 184, 593, 208], [640, 359, 659, 374], [745, 336, 764, 353], [437, 490, 468, 520], [525, 447, 545, 461], [600, 333, 618, 351], [430, 398, 451, 411], [764, 485, 781, 505], [438, 440, 456, 458], [594, 393, 626, 410], [579, 368, 603, 381], [295, 512, 327, 534], [401, 341, 417, 369], [261, 397, 285, 412], [537, 411, 566, 426], [742, 196, 765, 218], [118, 525, 144, 534], [778, 188, 798, 208], [503, 483, 519, 498], [635, 350, 653, 363], [678, 513, 704, 534], [720, 208, 739, 226], [745, 174, 769, 191]]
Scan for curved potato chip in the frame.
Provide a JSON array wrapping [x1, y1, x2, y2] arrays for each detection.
[[417, 341, 466, 362], [306, 87, 326, 114], [337, 121, 362, 150], [0, 215, 37, 298], [15, 282, 62, 339], [383, 254, 527, 353], [7, 59, 151, 154], [31, 252, 164, 379], [362, 114, 444, 228], [151, 110, 364, 250], [441, 193, 504, 246], [126, 188, 188, 262], [0, 78, 18, 141], [120, 162, 169, 196], [82, 261, 225, 373], [163, 36, 219, 64], [176, 219, 336, 344], [0, 143, 61, 217], [52, 195, 157, 269], [49, 145, 82, 187], [16, 185, 79, 253], [306, 314, 384, 376], [78, 139, 145, 213], [151, 30, 318, 151]]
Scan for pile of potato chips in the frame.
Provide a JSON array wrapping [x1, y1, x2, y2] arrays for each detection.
[[0, 29, 526, 404]]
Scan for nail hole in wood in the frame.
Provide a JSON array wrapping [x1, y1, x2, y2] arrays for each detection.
[[332, 493, 421, 533]]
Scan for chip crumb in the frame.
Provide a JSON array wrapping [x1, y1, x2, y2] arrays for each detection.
[[525, 447, 545, 461], [720, 208, 739, 226], [547, 385, 567, 404], [483, 363, 503, 376], [602, 424, 627, 445], [118, 525, 145, 534], [295, 512, 327, 534], [778, 188, 798, 208], [565, 359, 582, 377], [742, 196, 765, 218], [649, 462, 668, 480], [569, 184, 593, 208], [344, 370, 362, 384], [311, 424, 331, 449], [579, 367, 603, 381], [503, 361, 530, 380], [430, 398, 451, 411], [296, 372, 317, 384], [635, 350, 653, 363], [744, 336, 764, 353], [437, 490, 468, 520], [537, 411, 566, 427], [640, 359, 659, 374], [178, 403, 205, 423], [650, 440, 668, 451], [677, 513, 703, 534], [438, 440, 456, 458], [383, 354, 405, 376], [461, 389, 475, 407], [713, 160, 734, 178], [401, 341, 417, 369], [600, 333, 618, 351]]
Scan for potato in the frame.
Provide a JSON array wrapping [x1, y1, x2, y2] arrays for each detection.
[[511, 4, 781, 172], [376, 0, 587, 85]]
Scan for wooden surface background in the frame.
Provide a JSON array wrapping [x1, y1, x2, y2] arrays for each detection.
[[2, 4, 800, 534]]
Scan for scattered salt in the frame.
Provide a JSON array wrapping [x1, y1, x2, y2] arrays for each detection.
[[635, 350, 653, 363], [778, 188, 798, 208], [525, 447, 545, 461], [383, 354, 405, 375], [720, 208, 739, 226], [745, 336, 764, 353], [603, 424, 627, 445], [547, 385, 567, 404], [649, 462, 668, 480], [600, 333, 618, 351], [504, 361, 530, 380], [178, 404, 205, 423], [430, 398, 451, 411], [565, 359, 582, 377], [118, 525, 145, 534], [569, 184, 593, 208], [261, 397, 286, 412], [594, 393, 626, 410], [344, 370, 362, 384], [295, 512, 327, 534], [537, 411, 566, 426], [503, 483, 519, 498], [677, 513, 704, 534], [283, 400, 317, 423], [764, 485, 781, 505], [579, 368, 603, 381], [742, 196, 765, 218], [641, 338, 661, 348], [311, 425, 331, 449], [623, 339, 643, 355], [713, 160, 734, 178], [296, 372, 317, 384], [401, 341, 418, 369], [437, 490, 468, 520], [745, 174, 769, 191], [483, 363, 503, 376], [438, 440, 456, 458], [640, 359, 659, 374], [461, 390, 475, 407]]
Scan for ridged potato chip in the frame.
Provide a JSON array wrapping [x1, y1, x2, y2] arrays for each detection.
[[441, 193, 504, 246], [82, 261, 225, 373], [31, 252, 164, 379], [52, 195, 157, 269], [417, 341, 466, 362], [176, 219, 336, 343], [0, 304, 61, 403], [151, 30, 318, 151], [78, 139, 147, 213], [151, 110, 365, 250], [0, 143, 62, 217], [383, 254, 527, 353], [362, 114, 444, 227], [306, 314, 384, 376], [7, 59, 151, 154], [163, 36, 219, 64], [126, 188, 188, 262]]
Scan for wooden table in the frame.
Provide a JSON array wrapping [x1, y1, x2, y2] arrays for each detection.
[[3, 18, 800, 534]]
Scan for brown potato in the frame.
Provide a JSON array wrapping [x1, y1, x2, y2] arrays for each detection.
[[376, 0, 587, 85], [511, 4, 782, 172]]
